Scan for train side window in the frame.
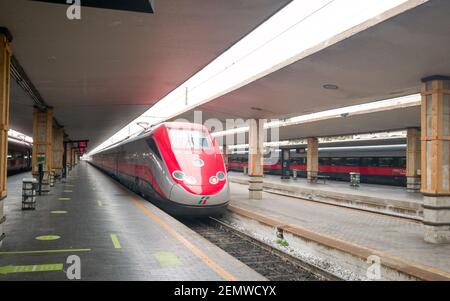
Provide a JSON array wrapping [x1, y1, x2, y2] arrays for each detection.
[[292, 157, 305, 165], [330, 158, 343, 166], [398, 157, 407, 168], [361, 157, 378, 167], [146, 137, 162, 160], [379, 157, 394, 167], [319, 157, 330, 165], [344, 157, 360, 166]]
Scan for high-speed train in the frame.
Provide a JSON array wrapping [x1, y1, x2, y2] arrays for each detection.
[[228, 145, 407, 186], [90, 122, 229, 216]]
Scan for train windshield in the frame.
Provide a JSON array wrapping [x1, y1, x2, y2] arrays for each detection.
[[168, 128, 212, 150]]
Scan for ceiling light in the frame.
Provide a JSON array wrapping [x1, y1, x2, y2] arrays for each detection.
[[323, 84, 339, 90]]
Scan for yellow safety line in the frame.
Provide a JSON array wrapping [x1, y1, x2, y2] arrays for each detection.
[[0, 249, 91, 255], [284, 220, 450, 279], [129, 196, 236, 281], [110, 234, 122, 249]]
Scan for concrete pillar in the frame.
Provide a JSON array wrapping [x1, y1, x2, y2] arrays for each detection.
[[66, 142, 72, 172], [307, 137, 319, 183], [52, 128, 64, 177], [32, 109, 53, 192], [0, 30, 11, 246], [71, 148, 74, 168], [222, 144, 230, 169], [71, 149, 76, 167], [406, 128, 421, 192], [248, 119, 265, 200], [421, 76, 450, 244]]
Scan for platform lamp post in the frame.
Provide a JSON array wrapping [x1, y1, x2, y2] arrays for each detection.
[[421, 75, 450, 244]]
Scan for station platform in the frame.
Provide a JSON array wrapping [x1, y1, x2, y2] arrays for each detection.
[[228, 172, 424, 220], [0, 163, 265, 281], [227, 181, 450, 280]]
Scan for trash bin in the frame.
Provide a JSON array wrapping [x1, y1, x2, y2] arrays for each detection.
[[350, 172, 360, 187], [293, 169, 298, 180], [243, 166, 248, 175], [22, 178, 38, 210]]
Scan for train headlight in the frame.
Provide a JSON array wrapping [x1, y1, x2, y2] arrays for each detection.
[[172, 171, 186, 181], [193, 158, 204, 167], [185, 176, 197, 185], [217, 171, 226, 181], [209, 176, 219, 185]]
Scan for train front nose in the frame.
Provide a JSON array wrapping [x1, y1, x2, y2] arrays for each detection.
[[169, 181, 230, 207], [169, 154, 230, 207]]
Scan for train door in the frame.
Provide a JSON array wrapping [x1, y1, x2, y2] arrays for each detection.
[[114, 148, 120, 178], [281, 149, 290, 179]]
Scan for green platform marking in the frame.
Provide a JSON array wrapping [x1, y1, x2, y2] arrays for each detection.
[[51, 211, 67, 214], [110, 234, 122, 249], [0, 264, 63, 275], [63, 190, 73, 193], [65, 184, 74, 187], [97, 201, 103, 207], [58, 197, 71, 201], [153, 251, 182, 268], [0, 249, 91, 255], [35, 235, 61, 241]]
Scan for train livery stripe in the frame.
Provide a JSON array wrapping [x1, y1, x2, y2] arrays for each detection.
[[227, 162, 406, 177], [128, 196, 236, 281]]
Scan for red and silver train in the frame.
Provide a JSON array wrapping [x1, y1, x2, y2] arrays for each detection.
[[228, 145, 407, 186], [90, 122, 229, 216], [7, 139, 32, 175]]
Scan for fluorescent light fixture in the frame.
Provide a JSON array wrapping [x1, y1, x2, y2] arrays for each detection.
[[212, 93, 420, 138], [89, 0, 424, 155], [8, 129, 33, 144], [227, 133, 407, 151]]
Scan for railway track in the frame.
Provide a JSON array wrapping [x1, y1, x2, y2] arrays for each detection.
[[179, 217, 341, 281]]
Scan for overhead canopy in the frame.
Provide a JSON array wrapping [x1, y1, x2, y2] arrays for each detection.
[[174, 0, 447, 124], [1, 0, 291, 148]]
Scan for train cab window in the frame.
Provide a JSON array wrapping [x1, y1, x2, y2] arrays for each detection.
[[168, 128, 211, 150], [146, 137, 162, 160], [379, 157, 394, 168], [361, 157, 378, 167], [344, 157, 360, 166]]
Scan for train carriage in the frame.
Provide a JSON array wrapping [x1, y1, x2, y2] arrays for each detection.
[[228, 145, 407, 186], [7, 139, 32, 175]]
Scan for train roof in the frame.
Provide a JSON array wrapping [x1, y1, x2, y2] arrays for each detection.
[[231, 144, 406, 155], [95, 122, 210, 155]]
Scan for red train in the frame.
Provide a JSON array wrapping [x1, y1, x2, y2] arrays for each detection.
[[227, 145, 407, 186], [90, 122, 229, 216], [7, 139, 32, 175]]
